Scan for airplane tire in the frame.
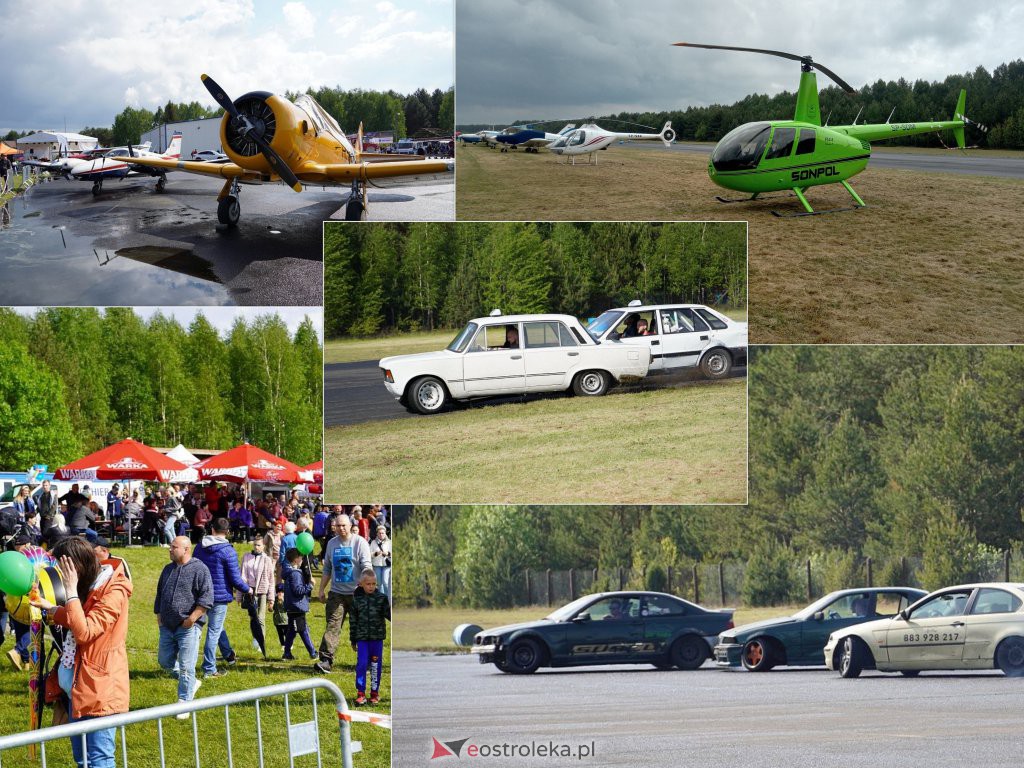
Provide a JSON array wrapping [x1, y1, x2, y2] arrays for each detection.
[[217, 196, 240, 227], [91, 181, 101, 196], [344, 199, 364, 221], [156, 176, 167, 193]]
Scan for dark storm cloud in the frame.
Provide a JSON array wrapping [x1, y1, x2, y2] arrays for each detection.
[[455, 0, 1023, 125]]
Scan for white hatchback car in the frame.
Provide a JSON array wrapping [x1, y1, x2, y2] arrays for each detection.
[[380, 312, 651, 414], [587, 302, 747, 379]]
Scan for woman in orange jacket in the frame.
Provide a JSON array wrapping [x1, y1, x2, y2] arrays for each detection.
[[32, 536, 132, 768]]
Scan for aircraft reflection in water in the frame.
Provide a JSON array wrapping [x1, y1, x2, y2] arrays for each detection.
[[116, 74, 453, 227]]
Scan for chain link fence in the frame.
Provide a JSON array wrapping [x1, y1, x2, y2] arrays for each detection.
[[404, 551, 1021, 609]]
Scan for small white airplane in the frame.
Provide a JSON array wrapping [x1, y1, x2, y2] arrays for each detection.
[[70, 134, 182, 194], [493, 124, 577, 153], [548, 121, 676, 164]]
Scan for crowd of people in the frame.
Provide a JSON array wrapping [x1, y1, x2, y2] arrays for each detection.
[[0, 490, 393, 768]]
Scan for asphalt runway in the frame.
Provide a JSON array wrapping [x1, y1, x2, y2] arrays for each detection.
[[623, 141, 1024, 178], [0, 171, 452, 306], [325, 360, 746, 427], [395, 651, 1024, 767]]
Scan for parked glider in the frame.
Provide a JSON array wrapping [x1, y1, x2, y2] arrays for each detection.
[[113, 74, 453, 226], [548, 122, 676, 163], [674, 43, 985, 216]]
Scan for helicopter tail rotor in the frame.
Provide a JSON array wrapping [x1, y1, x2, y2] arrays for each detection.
[[660, 121, 676, 147], [672, 42, 857, 94]]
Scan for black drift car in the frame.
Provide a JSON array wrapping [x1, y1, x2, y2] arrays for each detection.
[[471, 591, 734, 674]]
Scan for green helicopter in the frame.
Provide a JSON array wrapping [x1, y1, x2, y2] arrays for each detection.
[[674, 43, 983, 216]]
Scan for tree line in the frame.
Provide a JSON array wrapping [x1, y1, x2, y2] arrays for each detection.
[[3, 85, 454, 148], [0, 308, 322, 470], [397, 346, 1024, 608], [325, 222, 747, 338], [460, 60, 1024, 149]]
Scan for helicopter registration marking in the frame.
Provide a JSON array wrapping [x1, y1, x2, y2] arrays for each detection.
[[791, 166, 839, 182], [890, 123, 916, 132]]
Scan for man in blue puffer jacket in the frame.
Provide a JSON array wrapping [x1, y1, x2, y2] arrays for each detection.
[[194, 517, 252, 677]]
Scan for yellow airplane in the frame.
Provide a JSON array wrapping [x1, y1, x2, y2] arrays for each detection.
[[117, 74, 453, 227]]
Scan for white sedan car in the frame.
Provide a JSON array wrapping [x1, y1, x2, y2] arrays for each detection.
[[587, 301, 747, 379], [824, 583, 1024, 677], [380, 312, 651, 414]]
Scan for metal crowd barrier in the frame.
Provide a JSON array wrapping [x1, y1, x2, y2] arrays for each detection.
[[0, 677, 390, 768]]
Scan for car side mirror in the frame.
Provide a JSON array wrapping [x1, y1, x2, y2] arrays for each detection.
[[572, 614, 590, 624], [813, 611, 824, 622], [898, 609, 909, 621]]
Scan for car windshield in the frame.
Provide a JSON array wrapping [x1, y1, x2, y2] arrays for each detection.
[[547, 595, 603, 622], [586, 310, 624, 340], [446, 322, 478, 353], [792, 591, 854, 620], [711, 122, 772, 172]]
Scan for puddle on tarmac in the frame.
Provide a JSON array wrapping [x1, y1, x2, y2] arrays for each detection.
[[108, 246, 221, 284]]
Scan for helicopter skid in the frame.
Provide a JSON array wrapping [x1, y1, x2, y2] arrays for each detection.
[[714, 192, 793, 204], [770, 204, 866, 218]]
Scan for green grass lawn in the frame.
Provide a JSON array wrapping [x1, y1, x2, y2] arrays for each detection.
[[395, 605, 803, 652], [325, 309, 747, 366], [0, 546, 390, 768], [325, 379, 747, 504]]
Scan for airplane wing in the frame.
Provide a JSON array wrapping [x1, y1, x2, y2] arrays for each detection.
[[100, 154, 451, 186], [101, 155, 263, 181], [519, 138, 553, 149]]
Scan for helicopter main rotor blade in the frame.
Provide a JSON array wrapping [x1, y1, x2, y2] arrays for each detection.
[[672, 42, 856, 94]]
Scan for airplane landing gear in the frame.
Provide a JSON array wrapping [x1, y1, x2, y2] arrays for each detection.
[[345, 179, 367, 220], [216, 178, 241, 229], [155, 175, 167, 193], [91, 180, 102, 195]]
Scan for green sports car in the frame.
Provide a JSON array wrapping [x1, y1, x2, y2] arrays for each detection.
[[470, 591, 735, 674], [714, 587, 926, 671]]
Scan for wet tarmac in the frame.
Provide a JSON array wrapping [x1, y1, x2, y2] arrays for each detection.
[[0, 171, 453, 306]]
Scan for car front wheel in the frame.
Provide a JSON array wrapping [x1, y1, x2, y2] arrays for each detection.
[[700, 349, 732, 379], [408, 376, 449, 415], [741, 638, 776, 672], [572, 370, 609, 397], [839, 636, 867, 678], [670, 635, 708, 670], [996, 636, 1024, 676], [505, 638, 543, 674]]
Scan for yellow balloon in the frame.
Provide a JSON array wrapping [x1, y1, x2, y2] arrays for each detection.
[[4, 593, 40, 624]]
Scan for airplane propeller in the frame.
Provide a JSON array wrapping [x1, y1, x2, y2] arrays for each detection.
[[201, 73, 303, 192], [672, 43, 857, 94]]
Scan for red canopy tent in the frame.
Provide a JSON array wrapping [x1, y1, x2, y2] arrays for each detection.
[[54, 438, 197, 483], [194, 443, 303, 484], [300, 460, 323, 485]]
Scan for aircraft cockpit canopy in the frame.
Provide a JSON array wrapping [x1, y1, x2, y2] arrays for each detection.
[[294, 94, 349, 146], [711, 122, 772, 172]]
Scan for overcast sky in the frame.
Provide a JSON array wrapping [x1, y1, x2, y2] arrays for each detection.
[[1, 0, 453, 134], [456, 0, 1022, 125], [16, 307, 323, 340]]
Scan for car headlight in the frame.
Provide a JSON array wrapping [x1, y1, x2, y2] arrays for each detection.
[[719, 635, 736, 644]]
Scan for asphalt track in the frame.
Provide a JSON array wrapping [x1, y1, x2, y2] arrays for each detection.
[[623, 141, 1024, 179], [325, 361, 746, 427], [395, 651, 1024, 767], [0, 171, 452, 306]]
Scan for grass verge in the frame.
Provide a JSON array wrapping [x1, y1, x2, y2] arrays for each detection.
[[394, 604, 803, 652], [325, 379, 747, 504], [455, 144, 1024, 344], [0, 546, 390, 768]]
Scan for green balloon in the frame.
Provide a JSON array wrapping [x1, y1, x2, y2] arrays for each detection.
[[295, 532, 315, 556], [0, 551, 35, 597]]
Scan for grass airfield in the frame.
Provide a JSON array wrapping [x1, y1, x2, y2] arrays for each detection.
[[456, 144, 1024, 344]]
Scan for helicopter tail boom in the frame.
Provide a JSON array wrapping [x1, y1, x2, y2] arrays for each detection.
[[839, 89, 969, 145]]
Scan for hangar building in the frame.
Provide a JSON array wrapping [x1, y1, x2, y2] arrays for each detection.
[[142, 116, 223, 156], [16, 131, 97, 160]]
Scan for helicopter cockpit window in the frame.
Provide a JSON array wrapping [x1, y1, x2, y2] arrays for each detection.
[[711, 122, 771, 172], [765, 127, 797, 160], [795, 129, 816, 155], [568, 131, 587, 147]]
